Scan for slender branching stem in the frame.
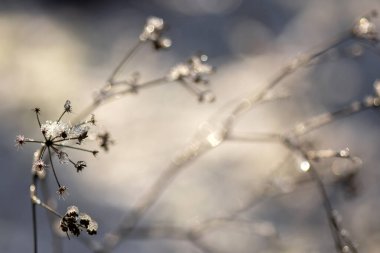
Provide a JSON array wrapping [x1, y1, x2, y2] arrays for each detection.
[[228, 34, 352, 122], [107, 41, 143, 84], [99, 30, 358, 253], [53, 144, 96, 154], [122, 77, 168, 92], [73, 77, 168, 123]]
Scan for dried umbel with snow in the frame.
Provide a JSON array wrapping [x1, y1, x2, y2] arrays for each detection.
[[16, 100, 98, 197]]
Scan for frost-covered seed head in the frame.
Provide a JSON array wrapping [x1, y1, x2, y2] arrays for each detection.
[[79, 213, 92, 227], [87, 220, 98, 235], [41, 121, 71, 139], [139, 17, 171, 50], [167, 54, 214, 83], [57, 151, 69, 164], [33, 159, 48, 172], [66, 206, 79, 217], [64, 100, 72, 113], [57, 186, 68, 198], [75, 161, 87, 172], [15, 135, 28, 149], [352, 15, 378, 41]]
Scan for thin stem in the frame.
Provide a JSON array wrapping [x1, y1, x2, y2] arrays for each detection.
[[229, 33, 352, 121], [307, 162, 344, 252], [57, 111, 66, 123], [53, 143, 96, 154], [47, 147, 61, 188], [40, 175, 63, 253], [53, 137, 81, 143], [101, 142, 212, 251], [289, 98, 378, 137], [179, 79, 206, 99], [283, 136, 358, 253], [35, 112, 42, 128], [38, 201, 62, 218], [306, 160, 357, 253], [25, 140, 45, 145], [31, 175, 38, 253], [73, 77, 168, 123], [121, 77, 168, 93], [107, 41, 143, 84], [227, 132, 283, 143]]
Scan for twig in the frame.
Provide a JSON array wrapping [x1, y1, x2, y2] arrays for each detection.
[[107, 41, 143, 84], [98, 27, 357, 253]]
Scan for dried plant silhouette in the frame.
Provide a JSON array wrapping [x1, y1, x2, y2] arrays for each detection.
[[15, 11, 380, 253]]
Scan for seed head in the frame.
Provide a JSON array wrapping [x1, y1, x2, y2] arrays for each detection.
[[15, 135, 27, 149], [97, 132, 114, 152], [87, 220, 98, 235], [140, 17, 171, 50], [352, 13, 378, 41], [33, 108, 41, 114], [60, 206, 98, 237], [74, 161, 87, 172], [66, 206, 79, 217], [64, 100, 72, 113], [167, 54, 216, 103], [57, 186, 69, 198], [33, 159, 48, 172]]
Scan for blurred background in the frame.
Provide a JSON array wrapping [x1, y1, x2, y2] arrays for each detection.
[[2, 0, 380, 252]]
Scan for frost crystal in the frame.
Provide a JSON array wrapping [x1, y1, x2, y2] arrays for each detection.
[[352, 16, 378, 41], [41, 121, 71, 139], [33, 159, 48, 172]]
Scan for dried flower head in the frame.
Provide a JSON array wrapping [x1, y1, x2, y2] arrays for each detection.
[[33, 159, 48, 172], [97, 131, 114, 152], [168, 54, 214, 83], [60, 206, 98, 238], [33, 108, 41, 114], [74, 161, 87, 172], [89, 114, 96, 125], [57, 186, 69, 198], [64, 100, 72, 113], [168, 54, 216, 102], [18, 100, 101, 198], [140, 16, 171, 50], [15, 135, 26, 148], [352, 12, 378, 41], [79, 213, 91, 227], [86, 220, 98, 235], [66, 206, 79, 217]]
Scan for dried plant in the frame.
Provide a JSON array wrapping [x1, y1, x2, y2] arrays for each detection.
[[14, 11, 380, 253]]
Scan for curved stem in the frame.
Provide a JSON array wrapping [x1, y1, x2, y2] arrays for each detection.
[[47, 147, 61, 188], [107, 41, 143, 83]]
